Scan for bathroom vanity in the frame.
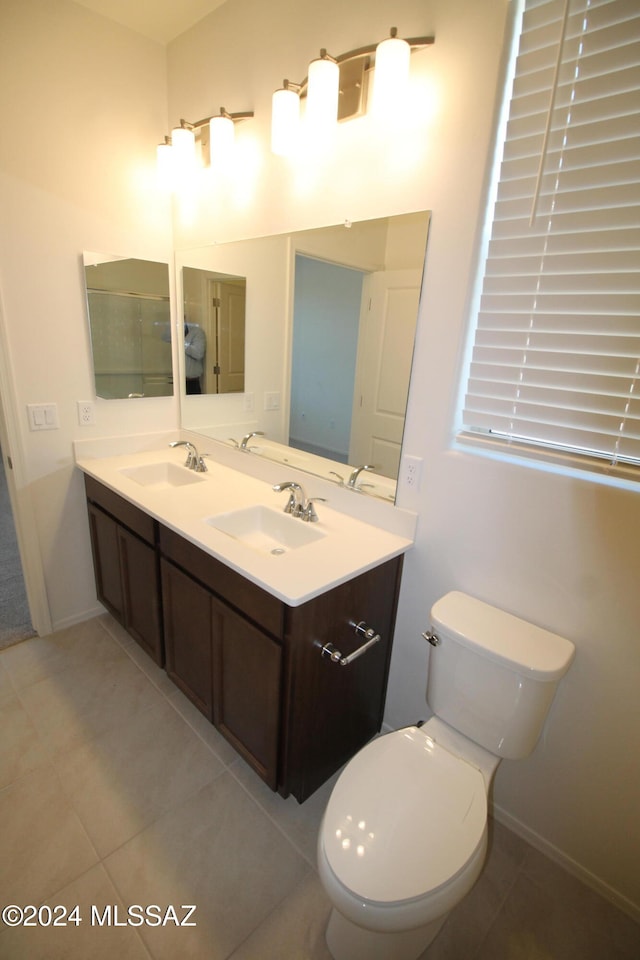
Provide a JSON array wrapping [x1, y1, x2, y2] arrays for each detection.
[[81, 450, 410, 802]]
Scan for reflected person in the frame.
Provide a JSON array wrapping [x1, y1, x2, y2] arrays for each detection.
[[184, 322, 206, 394]]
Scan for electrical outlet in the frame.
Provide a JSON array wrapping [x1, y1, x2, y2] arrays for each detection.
[[77, 401, 95, 426], [402, 454, 423, 490]]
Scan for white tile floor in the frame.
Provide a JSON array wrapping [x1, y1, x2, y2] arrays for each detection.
[[1, 614, 638, 959]]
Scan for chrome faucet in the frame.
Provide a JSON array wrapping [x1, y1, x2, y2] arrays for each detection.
[[169, 440, 207, 472], [273, 481, 305, 515], [273, 481, 326, 522], [240, 431, 264, 451], [347, 464, 376, 487]]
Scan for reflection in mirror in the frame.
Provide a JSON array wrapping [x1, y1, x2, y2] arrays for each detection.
[[83, 253, 173, 399], [182, 267, 246, 395], [177, 211, 430, 503]]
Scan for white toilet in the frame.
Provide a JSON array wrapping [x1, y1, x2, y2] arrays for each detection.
[[317, 591, 575, 960]]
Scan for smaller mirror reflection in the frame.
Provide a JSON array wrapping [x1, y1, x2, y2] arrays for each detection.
[[83, 254, 173, 399], [182, 267, 246, 396]]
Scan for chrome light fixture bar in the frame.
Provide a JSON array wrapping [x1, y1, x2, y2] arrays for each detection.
[[156, 26, 434, 181]]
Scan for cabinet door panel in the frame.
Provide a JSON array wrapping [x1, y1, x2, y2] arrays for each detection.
[[213, 599, 282, 789], [119, 527, 163, 666], [161, 559, 213, 720], [87, 503, 124, 620]]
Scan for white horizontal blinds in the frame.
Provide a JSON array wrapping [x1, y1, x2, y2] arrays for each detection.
[[462, 0, 640, 470]]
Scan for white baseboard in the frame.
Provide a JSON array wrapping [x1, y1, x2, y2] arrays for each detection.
[[50, 603, 104, 634], [492, 802, 640, 924]]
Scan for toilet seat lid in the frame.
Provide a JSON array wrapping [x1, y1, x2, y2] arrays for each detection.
[[321, 728, 487, 904]]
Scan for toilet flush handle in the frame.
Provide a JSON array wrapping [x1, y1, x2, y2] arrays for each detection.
[[422, 630, 441, 646]]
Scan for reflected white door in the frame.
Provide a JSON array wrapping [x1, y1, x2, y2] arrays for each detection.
[[349, 269, 422, 477], [218, 281, 246, 394], [205, 279, 246, 394]]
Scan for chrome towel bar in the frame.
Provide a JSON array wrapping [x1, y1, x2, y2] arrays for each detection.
[[321, 620, 381, 666]]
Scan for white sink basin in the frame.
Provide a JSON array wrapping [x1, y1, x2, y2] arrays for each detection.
[[120, 461, 206, 488], [206, 505, 325, 555]]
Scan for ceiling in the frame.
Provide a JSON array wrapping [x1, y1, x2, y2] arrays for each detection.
[[74, 0, 228, 45]]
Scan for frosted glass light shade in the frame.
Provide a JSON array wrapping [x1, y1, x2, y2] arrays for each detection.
[[170, 125, 196, 176], [209, 114, 235, 161], [372, 34, 411, 114], [306, 53, 339, 130], [271, 85, 300, 156]]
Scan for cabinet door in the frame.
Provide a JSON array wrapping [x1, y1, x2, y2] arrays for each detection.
[[161, 559, 214, 721], [118, 526, 163, 666], [87, 502, 124, 621], [212, 597, 282, 789]]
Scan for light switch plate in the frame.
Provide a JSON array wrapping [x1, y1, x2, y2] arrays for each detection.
[[27, 403, 59, 431]]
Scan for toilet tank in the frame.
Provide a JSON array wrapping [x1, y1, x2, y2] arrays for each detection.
[[427, 592, 575, 759]]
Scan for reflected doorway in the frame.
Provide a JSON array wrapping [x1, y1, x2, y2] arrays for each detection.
[[289, 255, 365, 462]]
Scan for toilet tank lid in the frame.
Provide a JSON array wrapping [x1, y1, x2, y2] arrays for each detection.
[[431, 592, 575, 681]]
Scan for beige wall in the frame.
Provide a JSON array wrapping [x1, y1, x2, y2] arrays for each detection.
[[0, 0, 177, 627], [1, 0, 638, 920]]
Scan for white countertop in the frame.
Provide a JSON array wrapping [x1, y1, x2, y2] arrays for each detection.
[[77, 446, 413, 606]]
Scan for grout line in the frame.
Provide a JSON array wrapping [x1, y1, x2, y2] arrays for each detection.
[[471, 858, 524, 959], [222, 864, 317, 960]]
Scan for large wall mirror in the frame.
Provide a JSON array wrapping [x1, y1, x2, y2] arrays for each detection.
[[83, 253, 173, 399], [177, 210, 430, 502]]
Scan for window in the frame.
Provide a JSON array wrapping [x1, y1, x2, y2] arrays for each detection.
[[460, 0, 640, 481]]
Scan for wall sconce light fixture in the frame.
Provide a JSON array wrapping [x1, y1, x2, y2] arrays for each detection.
[[156, 26, 434, 183], [270, 27, 434, 156], [157, 107, 254, 187]]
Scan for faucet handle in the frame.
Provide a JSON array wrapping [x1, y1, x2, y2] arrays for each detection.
[[303, 497, 327, 522]]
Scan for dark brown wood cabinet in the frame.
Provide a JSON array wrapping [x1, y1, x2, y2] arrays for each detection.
[[85, 475, 403, 802], [85, 476, 163, 666], [158, 523, 402, 801]]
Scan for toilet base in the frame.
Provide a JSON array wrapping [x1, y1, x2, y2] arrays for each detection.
[[325, 906, 447, 960]]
